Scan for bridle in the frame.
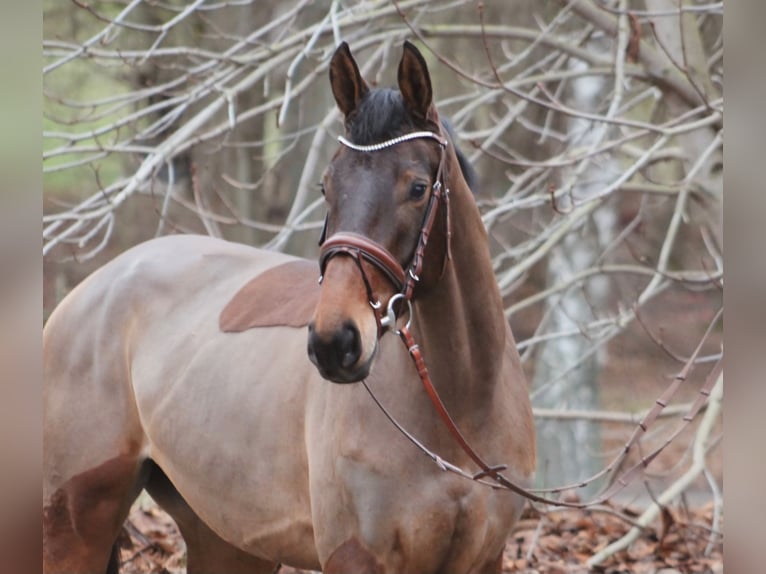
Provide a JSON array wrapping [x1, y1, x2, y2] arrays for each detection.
[[315, 129, 550, 502], [317, 130, 451, 333]]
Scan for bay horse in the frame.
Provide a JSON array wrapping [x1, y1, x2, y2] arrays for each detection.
[[43, 41, 535, 574]]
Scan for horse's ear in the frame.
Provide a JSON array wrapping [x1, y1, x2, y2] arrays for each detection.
[[398, 41, 436, 124], [329, 42, 369, 118]]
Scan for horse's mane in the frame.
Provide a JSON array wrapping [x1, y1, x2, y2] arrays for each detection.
[[348, 88, 478, 192]]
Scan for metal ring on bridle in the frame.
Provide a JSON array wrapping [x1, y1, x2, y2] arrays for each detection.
[[379, 293, 412, 333]]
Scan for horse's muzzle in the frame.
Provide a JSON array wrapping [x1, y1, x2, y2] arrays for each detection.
[[307, 320, 371, 383]]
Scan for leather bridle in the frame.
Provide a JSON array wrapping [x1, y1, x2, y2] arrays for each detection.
[[318, 130, 451, 332], [314, 129, 578, 507], [316, 130, 593, 509]]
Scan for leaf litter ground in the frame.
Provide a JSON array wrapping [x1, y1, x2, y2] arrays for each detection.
[[117, 494, 722, 573]]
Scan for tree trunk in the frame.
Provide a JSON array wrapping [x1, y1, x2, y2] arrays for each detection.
[[532, 45, 619, 496]]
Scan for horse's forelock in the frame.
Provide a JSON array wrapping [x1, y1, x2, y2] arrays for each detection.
[[348, 88, 412, 145]]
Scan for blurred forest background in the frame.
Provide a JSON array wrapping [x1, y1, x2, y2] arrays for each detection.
[[43, 0, 723, 570]]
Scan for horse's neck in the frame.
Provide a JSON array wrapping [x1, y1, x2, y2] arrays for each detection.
[[413, 180, 507, 411]]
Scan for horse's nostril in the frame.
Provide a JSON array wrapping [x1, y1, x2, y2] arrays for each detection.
[[307, 320, 362, 377], [338, 322, 361, 369]]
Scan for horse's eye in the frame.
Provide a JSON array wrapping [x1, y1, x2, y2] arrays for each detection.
[[318, 182, 326, 197], [409, 182, 428, 201]]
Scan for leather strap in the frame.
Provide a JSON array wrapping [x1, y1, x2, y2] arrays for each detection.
[[396, 325, 582, 504], [398, 326, 508, 482], [319, 232, 406, 291], [400, 179, 446, 301]]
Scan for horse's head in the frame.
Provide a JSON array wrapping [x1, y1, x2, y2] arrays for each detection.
[[307, 41, 452, 384]]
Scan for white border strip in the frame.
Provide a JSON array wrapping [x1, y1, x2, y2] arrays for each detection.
[[338, 131, 448, 152]]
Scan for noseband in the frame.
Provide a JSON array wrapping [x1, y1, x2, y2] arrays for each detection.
[[318, 130, 451, 332]]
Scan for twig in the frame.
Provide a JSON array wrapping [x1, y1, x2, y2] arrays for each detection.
[[533, 402, 703, 424], [702, 466, 723, 556], [587, 368, 723, 566]]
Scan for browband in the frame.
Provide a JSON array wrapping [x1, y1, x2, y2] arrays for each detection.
[[337, 131, 448, 152]]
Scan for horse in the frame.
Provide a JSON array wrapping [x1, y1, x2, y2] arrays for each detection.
[[43, 41, 536, 574]]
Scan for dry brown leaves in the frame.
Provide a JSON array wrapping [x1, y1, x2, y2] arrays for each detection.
[[118, 498, 722, 574], [117, 498, 186, 574], [504, 502, 723, 574]]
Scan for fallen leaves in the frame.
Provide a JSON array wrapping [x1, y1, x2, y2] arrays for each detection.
[[117, 495, 186, 574], [118, 497, 722, 574], [505, 502, 723, 574]]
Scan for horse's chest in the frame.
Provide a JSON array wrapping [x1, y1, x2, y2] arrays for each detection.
[[315, 464, 515, 573], [426, 485, 515, 573]]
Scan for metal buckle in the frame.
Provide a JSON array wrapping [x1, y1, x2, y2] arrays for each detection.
[[379, 293, 413, 334]]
